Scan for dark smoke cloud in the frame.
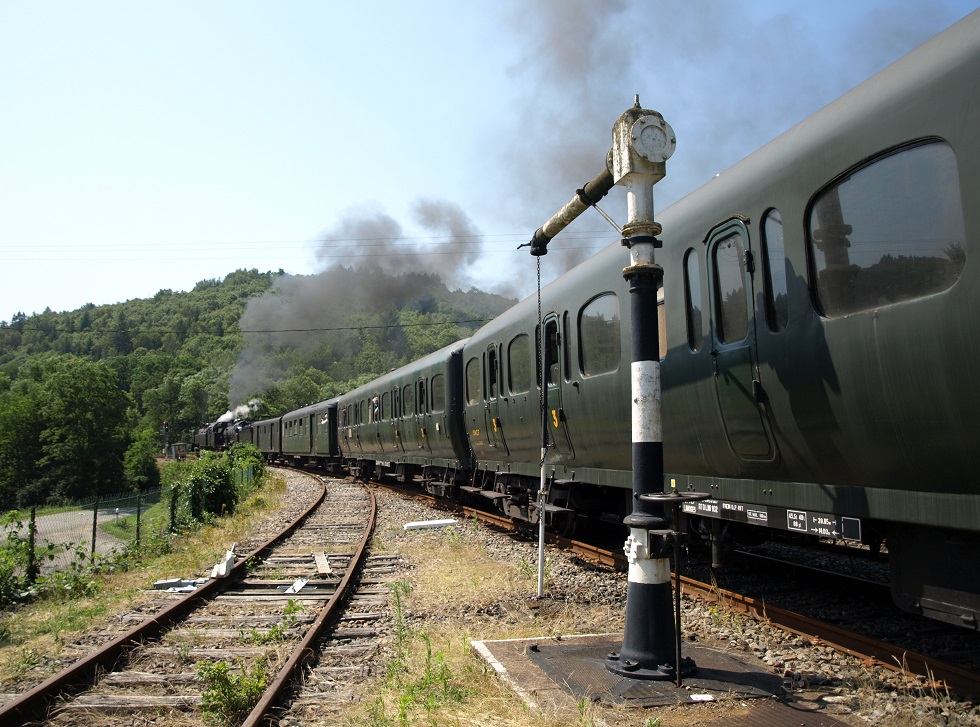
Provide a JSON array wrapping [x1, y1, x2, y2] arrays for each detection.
[[312, 200, 480, 282], [228, 200, 487, 404], [228, 264, 451, 405]]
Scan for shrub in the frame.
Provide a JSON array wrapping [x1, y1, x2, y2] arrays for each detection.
[[168, 453, 234, 530]]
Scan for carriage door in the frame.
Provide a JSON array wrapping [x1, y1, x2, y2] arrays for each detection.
[[391, 386, 404, 452], [543, 315, 574, 458], [483, 344, 509, 455], [706, 220, 774, 460]]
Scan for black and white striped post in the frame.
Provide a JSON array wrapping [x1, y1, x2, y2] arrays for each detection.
[[525, 98, 702, 681], [602, 99, 696, 681]]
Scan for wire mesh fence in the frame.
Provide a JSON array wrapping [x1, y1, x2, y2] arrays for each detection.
[[9, 488, 164, 577]]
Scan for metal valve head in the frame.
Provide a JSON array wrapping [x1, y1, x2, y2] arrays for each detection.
[[611, 98, 675, 185]]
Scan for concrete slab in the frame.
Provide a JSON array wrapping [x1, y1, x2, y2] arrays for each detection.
[[473, 634, 857, 726], [472, 634, 780, 711]]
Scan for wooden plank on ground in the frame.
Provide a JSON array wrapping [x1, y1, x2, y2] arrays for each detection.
[[314, 551, 333, 574], [60, 694, 202, 711]]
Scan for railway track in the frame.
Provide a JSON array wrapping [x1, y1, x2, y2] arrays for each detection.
[[0, 472, 378, 726], [11, 469, 975, 723]]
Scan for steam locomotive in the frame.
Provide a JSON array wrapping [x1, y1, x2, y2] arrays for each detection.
[[204, 11, 980, 629]]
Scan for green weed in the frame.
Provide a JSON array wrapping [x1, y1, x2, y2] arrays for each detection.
[[198, 658, 268, 726]]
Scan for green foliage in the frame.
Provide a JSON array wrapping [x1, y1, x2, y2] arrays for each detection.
[[0, 354, 131, 508], [0, 511, 117, 608], [0, 513, 40, 607], [227, 443, 264, 482], [124, 429, 162, 491], [0, 267, 516, 504], [166, 448, 262, 532], [1, 269, 278, 442], [198, 658, 269, 727], [170, 452, 233, 529], [36, 355, 131, 500], [42, 542, 102, 599], [0, 390, 44, 506]]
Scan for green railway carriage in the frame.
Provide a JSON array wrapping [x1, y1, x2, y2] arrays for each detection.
[[252, 417, 281, 462], [460, 251, 637, 526], [281, 399, 340, 469], [336, 340, 470, 486]]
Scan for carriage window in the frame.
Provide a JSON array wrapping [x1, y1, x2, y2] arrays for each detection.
[[809, 141, 966, 317], [381, 392, 390, 420], [762, 210, 789, 331], [544, 320, 560, 385], [563, 312, 572, 380], [465, 357, 481, 404], [579, 293, 621, 377], [430, 374, 445, 412], [487, 347, 498, 400], [508, 334, 532, 394], [402, 385, 413, 417], [417, 380, 427, 414], [714, 233, 749, 343], [684, 249, 702, 351]]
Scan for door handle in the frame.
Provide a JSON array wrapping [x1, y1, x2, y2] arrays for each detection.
[[709, 348, 719, 378]]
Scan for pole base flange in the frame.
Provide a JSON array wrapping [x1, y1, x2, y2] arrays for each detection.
[[605, 651, 698, 681]]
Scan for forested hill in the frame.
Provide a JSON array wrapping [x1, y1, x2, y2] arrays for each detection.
[[0, 267, 516, 469]]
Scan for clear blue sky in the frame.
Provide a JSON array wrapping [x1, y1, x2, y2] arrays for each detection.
[[1, 1, 976, 318]]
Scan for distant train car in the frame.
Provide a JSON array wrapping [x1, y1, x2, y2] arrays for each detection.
[[192, 426, 208, 452], [337, 340, 470, 487], [252, 417, 282, 462], [281, 399, 340, 469]]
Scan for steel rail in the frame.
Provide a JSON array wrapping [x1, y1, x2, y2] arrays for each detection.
[[243, 483, 377, 726], [0, 469, 327, 726], [674, 573, 980, 698]]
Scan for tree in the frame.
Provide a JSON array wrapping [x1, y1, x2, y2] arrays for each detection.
[[124, 429, 162, 491], [35, 355, 131, 501], [0, 388, 45, 508]]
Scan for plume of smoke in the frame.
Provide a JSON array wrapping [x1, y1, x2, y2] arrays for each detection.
[[215, 400, 260, 424], [228, 200, 488, 406], [312, 200, 481, 283]]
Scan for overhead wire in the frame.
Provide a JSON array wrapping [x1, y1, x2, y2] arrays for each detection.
[[0, 318, 491, 335]]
